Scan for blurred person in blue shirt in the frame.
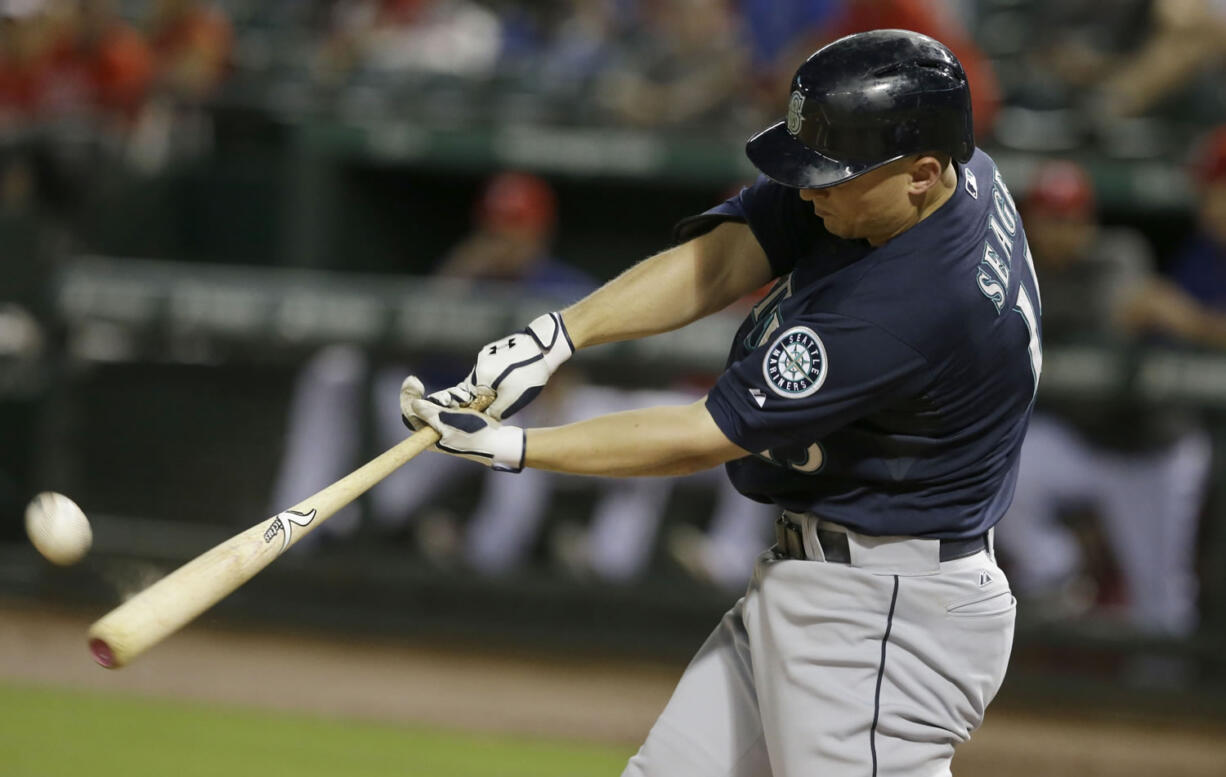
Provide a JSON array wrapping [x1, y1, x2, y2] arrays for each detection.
[[594, 0, 749, 130], [1170, 126, 1226, 308]]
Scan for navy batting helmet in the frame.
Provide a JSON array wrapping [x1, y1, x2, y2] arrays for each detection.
[[747, 29, 975, 190]]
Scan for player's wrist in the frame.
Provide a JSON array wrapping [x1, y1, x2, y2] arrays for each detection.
[[488, 425, 527, 473], [525, 312, 575, 372]]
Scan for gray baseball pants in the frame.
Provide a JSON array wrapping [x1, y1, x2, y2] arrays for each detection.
[[623, 515, 1015, 777]]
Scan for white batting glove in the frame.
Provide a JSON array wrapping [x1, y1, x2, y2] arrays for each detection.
[[425, 312, 573, 420], [400, 375, 430, 431], [410, 397, 526, 472]]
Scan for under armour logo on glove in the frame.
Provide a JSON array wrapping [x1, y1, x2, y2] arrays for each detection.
[[489, 337, 518, 356]]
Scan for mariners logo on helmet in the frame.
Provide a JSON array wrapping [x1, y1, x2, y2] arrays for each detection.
[[786, 91, 805, 136], [764, 326, 827, 398]]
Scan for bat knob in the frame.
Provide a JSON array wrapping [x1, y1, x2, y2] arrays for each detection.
[[470, 386, 496, 412], [89, 637, 117, 669]]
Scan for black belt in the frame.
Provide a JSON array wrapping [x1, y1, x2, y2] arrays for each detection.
[[773, 515, 989, 563]]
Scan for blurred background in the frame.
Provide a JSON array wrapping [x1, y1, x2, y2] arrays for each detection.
[[2, 0, 1226, 775]]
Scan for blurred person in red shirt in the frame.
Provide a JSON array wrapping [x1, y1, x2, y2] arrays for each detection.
[[63, 0, 153, 122], [435, 171, 568, 285], [816, 0, 1000, 136], [147, 0, 231, 101], [4, 0, 154, 126], [0, 2, 51, 120], [0, 0, 86, 123]]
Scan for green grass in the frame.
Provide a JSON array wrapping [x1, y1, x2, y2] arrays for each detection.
[[0, 683, 632, 777]]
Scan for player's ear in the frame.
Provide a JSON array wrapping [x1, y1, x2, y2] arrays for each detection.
[[906, 154, 946, 195]]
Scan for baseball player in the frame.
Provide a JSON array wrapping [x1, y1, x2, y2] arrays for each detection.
[[405, 30, 1038, 777]]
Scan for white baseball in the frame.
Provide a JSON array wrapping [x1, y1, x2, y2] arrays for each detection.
[[25, 492, 92, 566]]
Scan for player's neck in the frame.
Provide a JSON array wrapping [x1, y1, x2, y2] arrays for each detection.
[[867, 164, 958, 247]]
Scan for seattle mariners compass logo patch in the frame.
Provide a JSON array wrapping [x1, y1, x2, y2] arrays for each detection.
[[763, 326, 827, 398]]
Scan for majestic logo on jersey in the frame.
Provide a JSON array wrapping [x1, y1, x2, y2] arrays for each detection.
[[763, 326, 827, 398], [786, 91, 805, 136], [964, 167, 979, 199]]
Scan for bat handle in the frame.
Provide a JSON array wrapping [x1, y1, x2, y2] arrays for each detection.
[[468, 386, 496, 413], [465, 382, 495, 411]]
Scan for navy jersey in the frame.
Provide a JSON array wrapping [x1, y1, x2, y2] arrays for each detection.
[[679, 150, 1041, 539]]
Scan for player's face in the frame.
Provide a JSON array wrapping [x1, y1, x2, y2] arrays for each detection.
[[797, 157, 945, 246]]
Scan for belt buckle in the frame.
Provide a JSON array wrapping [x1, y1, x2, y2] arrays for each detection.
[[774, 515, 806, 560]]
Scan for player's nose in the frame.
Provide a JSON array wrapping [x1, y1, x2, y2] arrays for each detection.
[[798, 188, 827, 202]]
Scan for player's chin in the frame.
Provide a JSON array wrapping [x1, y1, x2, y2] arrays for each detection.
[[819, 215, 851, 238]]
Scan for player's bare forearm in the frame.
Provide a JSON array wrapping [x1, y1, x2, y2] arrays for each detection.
[[1120, 278, 1226, 347], [524, 399, 750, 477], [562, 222, 772, 349]]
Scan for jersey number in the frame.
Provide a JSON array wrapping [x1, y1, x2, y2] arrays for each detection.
[[1015, 250, 1042, 396], [978, 170, 1042, 396]]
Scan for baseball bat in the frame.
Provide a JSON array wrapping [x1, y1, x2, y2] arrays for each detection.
[[87, 388, 493, 669]]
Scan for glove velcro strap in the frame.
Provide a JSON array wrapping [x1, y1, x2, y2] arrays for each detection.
[[493, 428, 527, 473], [525, 312, 574, 372]]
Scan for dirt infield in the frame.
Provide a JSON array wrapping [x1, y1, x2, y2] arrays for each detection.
[[2, 599, 1224, 776]]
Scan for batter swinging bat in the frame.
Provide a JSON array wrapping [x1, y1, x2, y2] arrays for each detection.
[[87, 388, 494, 669]]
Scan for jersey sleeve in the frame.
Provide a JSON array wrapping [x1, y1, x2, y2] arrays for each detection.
[[673, 174, 826, 277], [706, 314, 931, 453]]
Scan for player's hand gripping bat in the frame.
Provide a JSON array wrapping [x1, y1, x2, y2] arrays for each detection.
[[87, 388, 495, 669]]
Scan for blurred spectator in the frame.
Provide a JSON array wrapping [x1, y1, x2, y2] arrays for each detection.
[[1026, 0, 1226, 121], [317, 0, 501, 85], [0, 0, 61, 122], [1026, 0, 1152, 93], [147, 0, 232, 102], [1, 0, 163, 194], [1097, 0, 1226, 118], [1169, 126, 1226, 308], [0, 0, 149, 125], [536, 0, 632, 102], [434, 171, 588, 290], [810, 0, 1001, 136], [737, 0, 838, 126], [595, 0, 749, 130], [737, 0, 836, 71], [996, 160, 1224, 638], [58, 0, 155, 124]]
